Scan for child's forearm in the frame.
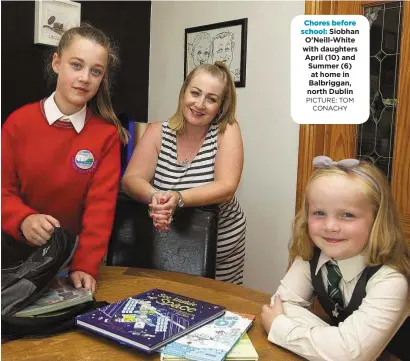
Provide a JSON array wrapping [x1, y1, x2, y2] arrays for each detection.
[[271, 283, 313, 308]]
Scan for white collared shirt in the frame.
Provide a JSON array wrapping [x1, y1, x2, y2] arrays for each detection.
[[316, 252, 368, 307], [44, 92, 86, 133], [268, 253, 409, 361]]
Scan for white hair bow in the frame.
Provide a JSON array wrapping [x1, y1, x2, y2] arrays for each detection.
[[312, 155, 380, 192]]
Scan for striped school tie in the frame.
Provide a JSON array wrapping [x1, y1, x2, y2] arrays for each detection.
[[326, 261, 344, 307]]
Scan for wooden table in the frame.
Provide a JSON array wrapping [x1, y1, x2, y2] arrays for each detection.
[[2, 266, 303, 361]]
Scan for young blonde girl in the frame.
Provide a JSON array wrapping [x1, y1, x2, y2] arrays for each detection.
[[261, 156, 409, 361], [2, 24, 128, 294]]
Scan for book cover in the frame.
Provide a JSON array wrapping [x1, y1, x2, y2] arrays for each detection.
[[160, 333, 258, 361], [224, 333, 258, 361], [75, 288, 225, 353], [14, 277, 93, 317], [160, 311, 254, 361]]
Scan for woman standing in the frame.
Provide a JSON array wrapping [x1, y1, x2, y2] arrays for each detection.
[[122, 62, 246, 284]]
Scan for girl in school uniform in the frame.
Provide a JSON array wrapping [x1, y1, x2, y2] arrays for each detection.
[[2, 24, 128, 294], [261, 156, 409, 361]]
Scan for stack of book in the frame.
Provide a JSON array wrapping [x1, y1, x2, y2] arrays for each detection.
[[75, 288, 258, 360], [15, 277, 93, 317], [160, 311, 258, 361], [75, 289, 226, 353]]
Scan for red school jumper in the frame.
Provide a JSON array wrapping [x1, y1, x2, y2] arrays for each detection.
[[1, 100, 121, 279]]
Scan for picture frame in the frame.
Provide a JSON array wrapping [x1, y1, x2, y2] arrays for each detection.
[[184, 18, 248, 87], [34, 0, 81, 46]]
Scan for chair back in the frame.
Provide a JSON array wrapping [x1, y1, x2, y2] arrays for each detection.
[[152, 205, 219, 278], [107, 192, 219, 278]]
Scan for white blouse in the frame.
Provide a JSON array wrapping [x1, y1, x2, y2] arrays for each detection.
[[268, 254, 409, 361]]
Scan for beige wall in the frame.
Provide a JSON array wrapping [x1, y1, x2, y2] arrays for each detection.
[[149, 1, 304, 293]]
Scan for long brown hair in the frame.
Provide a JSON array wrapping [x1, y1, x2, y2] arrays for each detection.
[[46, 23, 128, 144], [289, 161, 410, 280], [169, 61, 237, 134]]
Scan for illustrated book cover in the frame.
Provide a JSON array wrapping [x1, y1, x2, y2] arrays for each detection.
[[15, 277, 93, 317], [160, 333, 258, 361], [160, 311, 254, 361], [75, 288, 225, 353]]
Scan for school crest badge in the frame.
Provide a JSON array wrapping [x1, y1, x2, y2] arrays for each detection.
[[72, 150, 97, 173]]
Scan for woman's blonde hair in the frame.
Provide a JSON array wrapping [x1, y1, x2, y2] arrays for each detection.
[[47, 23, 129, 144], [168, 61, 237, 134], [289, 161, 410, 279]]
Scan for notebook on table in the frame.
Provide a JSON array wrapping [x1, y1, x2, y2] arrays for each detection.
[[160, 333, 258, 361], [160, 311, 255, 361]]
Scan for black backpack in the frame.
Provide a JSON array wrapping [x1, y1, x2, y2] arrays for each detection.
[[1, 228, 107, 339]]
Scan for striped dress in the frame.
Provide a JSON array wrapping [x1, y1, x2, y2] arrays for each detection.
[[152, 120, 246, 285]]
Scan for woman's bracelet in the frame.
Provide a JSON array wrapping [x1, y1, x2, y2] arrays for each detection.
[[173, 190, 184, 207], [148, 189, 184, 207]]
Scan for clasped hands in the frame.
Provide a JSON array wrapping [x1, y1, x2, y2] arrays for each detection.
[[20, 214, 96, 293], [148, 190, 179, 231]]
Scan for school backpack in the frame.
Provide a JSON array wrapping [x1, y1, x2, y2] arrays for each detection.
[[1, 228, 107, 339]]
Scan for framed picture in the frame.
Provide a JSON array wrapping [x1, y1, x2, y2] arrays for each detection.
[[34, 0, 81, 46], [184, 18, 248, 87]]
